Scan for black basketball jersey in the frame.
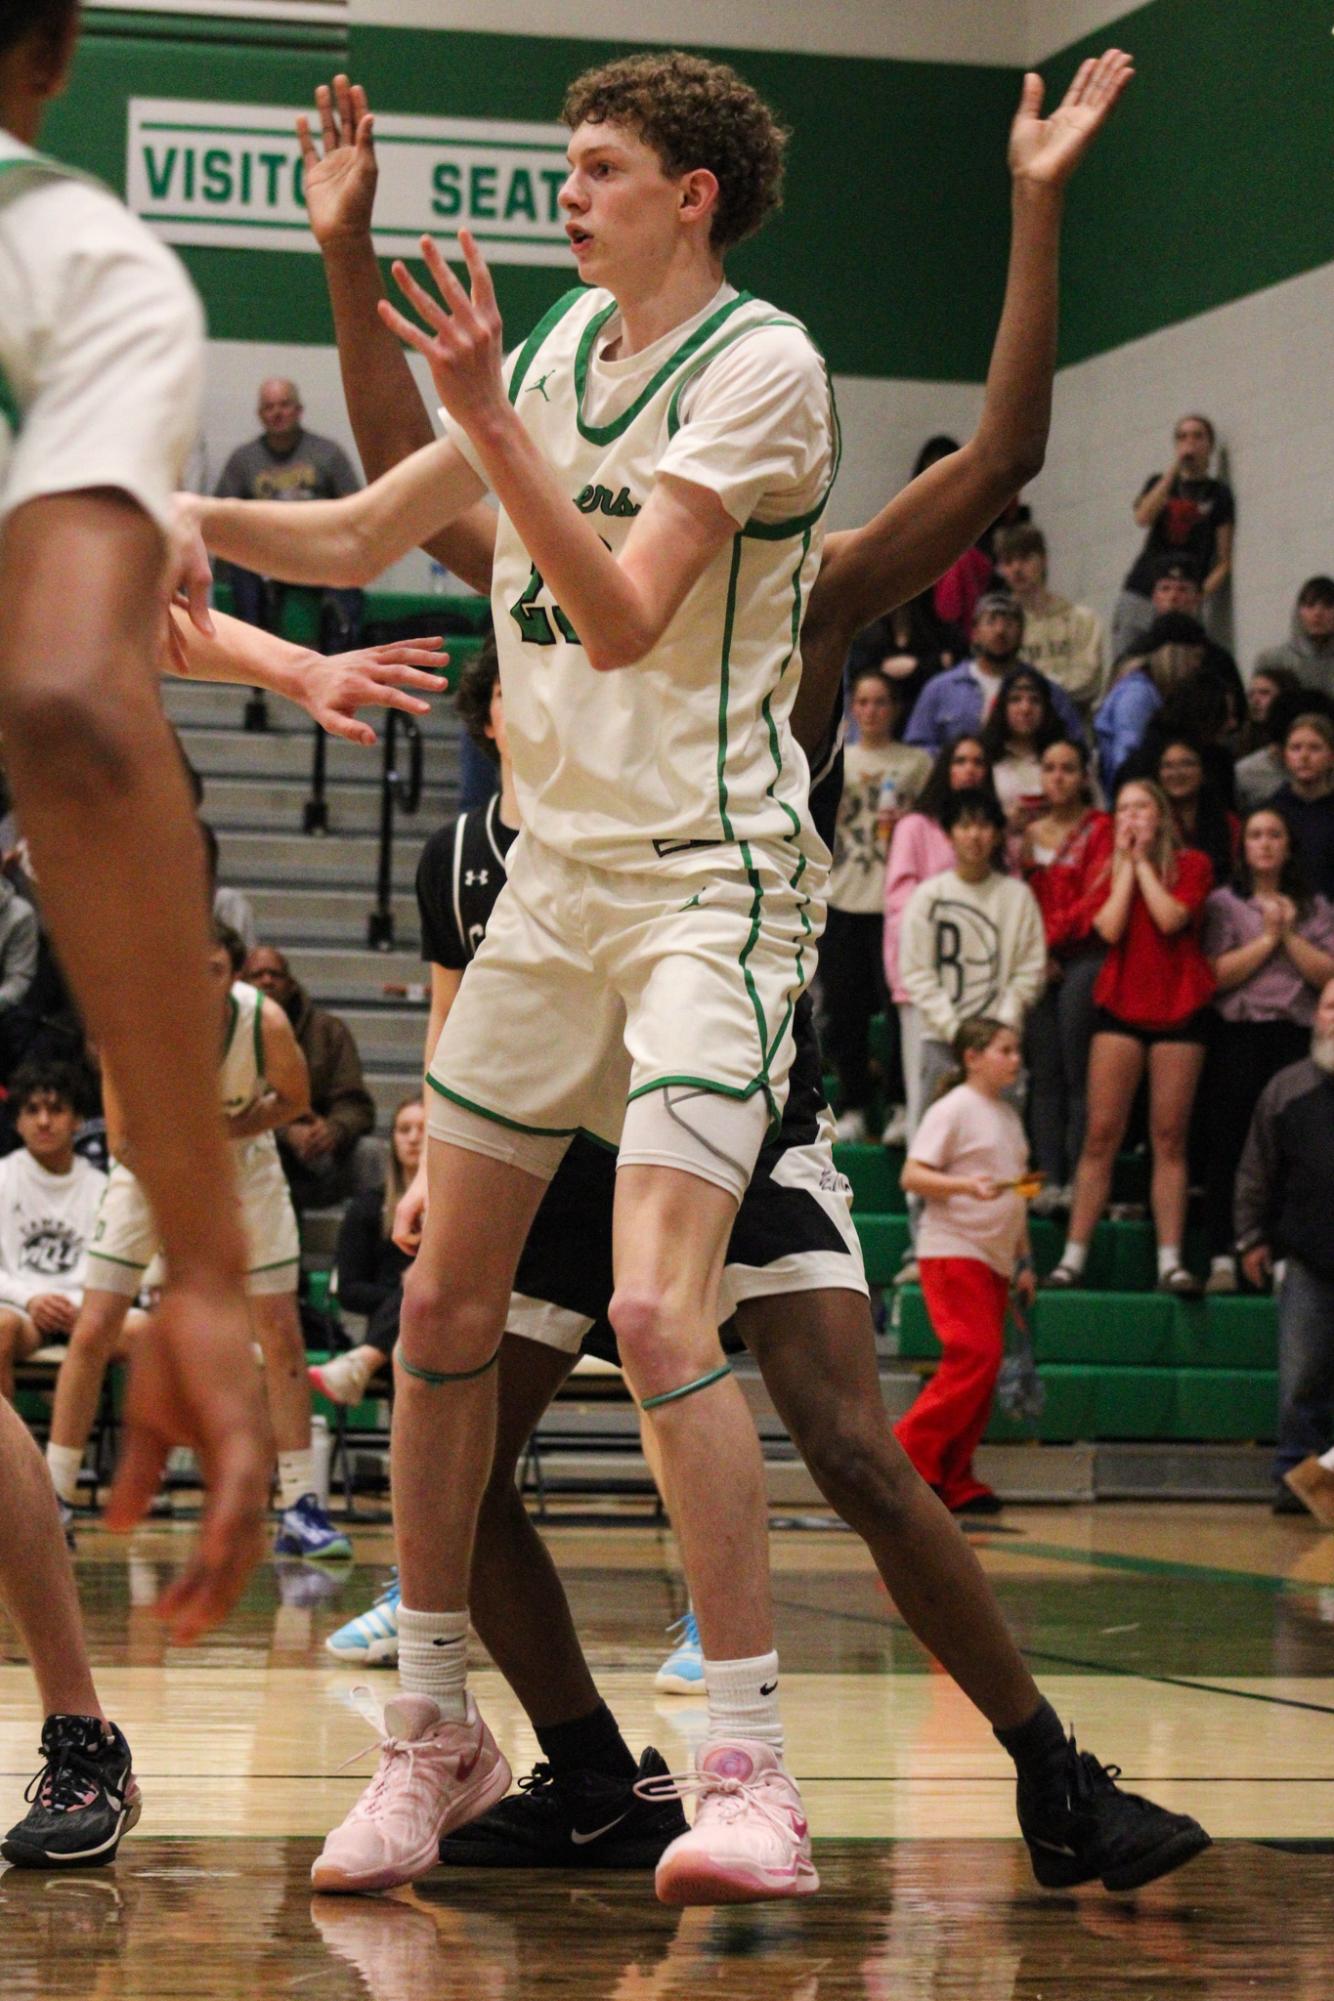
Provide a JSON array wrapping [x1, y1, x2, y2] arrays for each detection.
[[416, 793, 516, 970]]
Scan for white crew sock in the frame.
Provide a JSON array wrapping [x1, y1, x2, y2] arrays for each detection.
[[398, 1606, 469, 1719], [1319, 1446, 1334, 1473], [1059, 1240, 1088, 1275], [1157, 1244, 1182, 1280], [46, 1443, 83, 1506], [277, 1448, 315, 1511], [703, 1650, 784, 1755]]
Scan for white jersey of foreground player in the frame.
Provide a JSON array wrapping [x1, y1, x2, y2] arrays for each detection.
[[441, 282, 839, 874], [0, 131, 202, 532]]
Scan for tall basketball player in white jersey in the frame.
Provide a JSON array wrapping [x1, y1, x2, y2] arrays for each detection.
[[197, 50, 925, 1905]]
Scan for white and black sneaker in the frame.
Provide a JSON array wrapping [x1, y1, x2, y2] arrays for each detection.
[[438, 1746, 687, 1869], [2, 1716, 141, 1867]]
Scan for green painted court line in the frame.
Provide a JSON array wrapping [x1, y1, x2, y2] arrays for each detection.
[[983, 1536, 1309, 1596]]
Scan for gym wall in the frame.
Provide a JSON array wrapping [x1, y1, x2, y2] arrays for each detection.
[[54, 3, 1334, 653]]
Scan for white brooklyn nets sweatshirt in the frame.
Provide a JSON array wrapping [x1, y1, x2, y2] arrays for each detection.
[[898, 865, 1047, 1045], [0, 1149, 107, 1311]]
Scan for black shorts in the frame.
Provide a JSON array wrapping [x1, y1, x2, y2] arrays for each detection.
[[506, 994, 867, 1368], [1092, 1005, 1213, 1048]]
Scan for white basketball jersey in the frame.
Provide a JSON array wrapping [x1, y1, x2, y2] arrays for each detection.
[[219, 980, 277, 1163], [478, 285, 839, 875], [0, 137, 69, 498]]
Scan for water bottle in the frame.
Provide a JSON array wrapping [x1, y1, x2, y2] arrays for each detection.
[[875, 772, 898, 842]]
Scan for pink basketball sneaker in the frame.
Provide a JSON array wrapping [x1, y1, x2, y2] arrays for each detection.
[[643, 1739, 819, 1906], [312, 1690, 511, 1894]]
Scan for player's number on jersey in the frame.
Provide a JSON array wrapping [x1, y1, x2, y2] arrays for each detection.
[[509, 564, 580, 647]]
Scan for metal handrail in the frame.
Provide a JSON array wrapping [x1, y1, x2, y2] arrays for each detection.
[[367, 706, 424, 950]]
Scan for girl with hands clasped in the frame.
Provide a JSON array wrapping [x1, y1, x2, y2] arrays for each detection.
[[1049, 780, 1214, 1295], [1197, 809, 1334, 1292], [896, 1019, 1036, 1516]]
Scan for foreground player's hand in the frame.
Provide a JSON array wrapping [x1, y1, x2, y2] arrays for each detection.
[[299, 74, 379, 246], [393, 1166, 428, 1255], [381, 230, 507, 431], [1009, 48, 1134, 191], [296, 638, 448, 745], [163, 500, 215, 669], [105, 1285, 272, 1645]]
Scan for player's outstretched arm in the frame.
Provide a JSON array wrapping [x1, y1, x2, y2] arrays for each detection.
[[186, 428, 486, 589], [384, 233, 737, 670], [301, 74, 500, 596], [166, 604, 447, 746], [795, 48, 1134, 742]]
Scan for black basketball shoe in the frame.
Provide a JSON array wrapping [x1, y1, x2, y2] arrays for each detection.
[[2, 1716, 141, 1868], [1019, 1731, 1211, 1893], [439, 1745, 686, 1869]]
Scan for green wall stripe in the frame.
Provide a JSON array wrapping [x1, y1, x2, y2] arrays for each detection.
[[1050, 0, 1334, 365], [350, 25, 1016, 383]]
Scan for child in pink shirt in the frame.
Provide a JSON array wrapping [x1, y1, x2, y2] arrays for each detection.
[[897, 1018, 1037, 1514]]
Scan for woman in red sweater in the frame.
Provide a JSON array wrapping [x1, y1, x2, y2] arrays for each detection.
[[1018, 738, 1113, 1210], [1048, 779, 1214, 1295]]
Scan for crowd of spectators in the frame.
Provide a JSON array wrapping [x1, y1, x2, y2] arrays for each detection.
[[821, 413, 1334, 1346]]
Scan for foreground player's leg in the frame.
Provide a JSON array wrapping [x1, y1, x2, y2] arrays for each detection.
[[443, 1332, 687, 1868], [0, 496, 268, 1639], [311, 1137, 545, 1894], [251, 1291, 350, 1560], [742, 1286, 1210, 1891], [611, 1156, 816, 1906], [0, 1399, 140, 1868]]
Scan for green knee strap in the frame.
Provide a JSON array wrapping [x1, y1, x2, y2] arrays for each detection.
[[640, 1361, 733, 1411], [394, 1340, 502, 1387]]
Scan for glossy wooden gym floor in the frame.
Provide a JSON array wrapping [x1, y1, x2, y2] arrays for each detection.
[[1, 1503, 1330, 1998]]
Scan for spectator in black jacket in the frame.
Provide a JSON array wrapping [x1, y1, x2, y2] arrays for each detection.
[[306, 1097, 422, 1406], [1234, 978, 1334, 1513]]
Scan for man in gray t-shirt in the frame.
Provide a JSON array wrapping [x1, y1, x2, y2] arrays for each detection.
[[214, 377, 363, 639]]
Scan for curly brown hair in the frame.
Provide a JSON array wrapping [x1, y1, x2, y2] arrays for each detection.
[[561, 50, 787, 253], [454, 630, 500, 766]]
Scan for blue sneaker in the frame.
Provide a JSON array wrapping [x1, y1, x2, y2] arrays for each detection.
[[653, 1610, 704, 1694], [325, 1573, 401, 1665], [273, 1493, 352, 1562]]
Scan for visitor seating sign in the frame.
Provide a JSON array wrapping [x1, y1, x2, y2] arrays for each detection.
[[127, 99, 573, 264]]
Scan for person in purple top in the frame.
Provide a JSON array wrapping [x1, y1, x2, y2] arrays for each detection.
[[904, 592, 1082, 754]]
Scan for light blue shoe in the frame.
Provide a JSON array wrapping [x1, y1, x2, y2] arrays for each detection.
[[273, 1493, 353, 1563], [653, 1610, 704, 1694], [325, 1573, 401, 1665]]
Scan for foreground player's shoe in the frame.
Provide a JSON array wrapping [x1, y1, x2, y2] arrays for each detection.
[[439, 1745, 687, 1869], [275, 1492, 353, 1562], [309, 1352, 377, 1407], [643, 1740, 819, 1905], [1283, 1456, 1334, 1526], [1019, 1730, 1211, 1892], [654, 1610, 704, 1694], [2, 1716, 141, 1868], [327, 1574, 402, 1664], [312, 1690, 510, 1894]]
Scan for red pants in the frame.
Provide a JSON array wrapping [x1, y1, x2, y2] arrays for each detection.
[[894, 1257, 1007, 1509]]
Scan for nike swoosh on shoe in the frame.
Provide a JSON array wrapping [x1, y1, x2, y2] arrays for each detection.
[[570, 1811, 632, 1847]]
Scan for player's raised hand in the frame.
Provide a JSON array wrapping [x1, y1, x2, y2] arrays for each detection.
[[299, 73, 379, 245], [296, 638, 448, 746], [381, 230, 507, 430], [1009, 47, 1134, 190]]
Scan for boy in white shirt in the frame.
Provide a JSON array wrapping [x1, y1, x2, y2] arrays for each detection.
[[0, 1060, 120, 1402]]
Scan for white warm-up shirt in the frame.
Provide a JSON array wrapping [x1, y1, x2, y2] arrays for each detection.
[[0, 1148, 107, 1312]]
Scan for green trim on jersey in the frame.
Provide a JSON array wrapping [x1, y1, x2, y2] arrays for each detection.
[[427, 1071, 579, 1139], [252, 993, 265, 1077], [0, 361, 19, 441], [247, 1255, 300, 1275], [625, 1073, 769, 1107], [220, 993, 239, 1062], [572, 291, 755, 446], [85, 1249, 147, 1272], [506, 287, 586, 405]]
